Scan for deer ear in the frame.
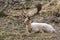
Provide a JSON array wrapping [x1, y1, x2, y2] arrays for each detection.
[[27, 16, 31, 20], [24, 15, 26, 18]]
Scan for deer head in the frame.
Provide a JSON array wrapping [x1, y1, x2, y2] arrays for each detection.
[[24, 16, 31, 25], [24, 16, 32, 33]]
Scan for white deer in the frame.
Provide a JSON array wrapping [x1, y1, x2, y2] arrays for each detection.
[[24, 17, 56, 34]]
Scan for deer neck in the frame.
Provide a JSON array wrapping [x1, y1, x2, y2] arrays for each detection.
[[26, 21, 32, 33]]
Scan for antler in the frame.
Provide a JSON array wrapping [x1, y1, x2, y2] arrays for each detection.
[[22, 9, 31, 19], [22, 9, 26, 18]]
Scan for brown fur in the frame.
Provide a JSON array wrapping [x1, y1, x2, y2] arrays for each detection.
[[24, 17, 32, 34]]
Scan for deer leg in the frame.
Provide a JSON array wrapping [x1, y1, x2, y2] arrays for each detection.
[[26, 27, 29, 34], [40, 29, 44, 38], [26, 26, 32, 36]]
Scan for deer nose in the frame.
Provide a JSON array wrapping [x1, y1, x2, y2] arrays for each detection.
[[24, 21, 26, 24], [24, 22, 25, 24]]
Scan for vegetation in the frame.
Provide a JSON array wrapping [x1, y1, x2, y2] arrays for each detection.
[[0, 0, 60, 40]]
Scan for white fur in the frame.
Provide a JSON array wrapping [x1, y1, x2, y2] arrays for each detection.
[[30, 23, 56, 33]]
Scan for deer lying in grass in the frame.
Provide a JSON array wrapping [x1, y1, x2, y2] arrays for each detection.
[[24, 17, 56, 34]]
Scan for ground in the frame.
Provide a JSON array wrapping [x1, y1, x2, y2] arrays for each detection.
[[0, 0, 60, 40]]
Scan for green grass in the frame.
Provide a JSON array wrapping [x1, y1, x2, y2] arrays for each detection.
[[24, 2, 32, 7]]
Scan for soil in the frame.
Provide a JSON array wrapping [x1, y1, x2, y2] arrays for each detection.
[[0, 0, 60, 40]]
